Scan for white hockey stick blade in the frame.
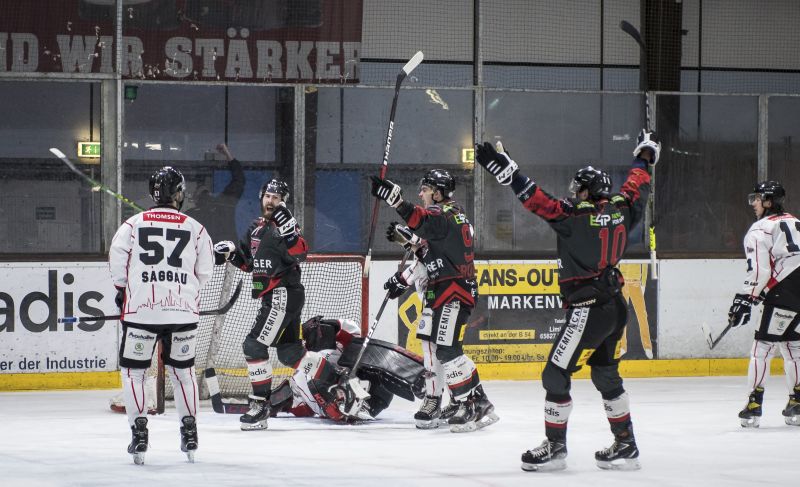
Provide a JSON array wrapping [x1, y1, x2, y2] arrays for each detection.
[[50, 147, 79, 172], [701, 322, 715, 349], [402, 51, 424, 75]]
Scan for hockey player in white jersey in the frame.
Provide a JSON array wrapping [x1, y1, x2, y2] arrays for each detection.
[[728, 181, 800, 427], [109, 166, 214, 464]]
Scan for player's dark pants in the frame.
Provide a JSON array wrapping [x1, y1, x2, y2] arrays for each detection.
[[119, 321, 198, 369], [242, 285, 305, 365], [542, 294, 628, 400], [756, 270, 800, 342]]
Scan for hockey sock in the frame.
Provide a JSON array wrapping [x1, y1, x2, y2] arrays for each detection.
[[602, 391, 634, 439], [747, 340, 776, 391], [442, 354, 479, 401], [246, 358, 273, 398], [543, 394, 572, 443], [421, 341, 445, 397], [779, 341, 800, 391], [168, 365, 198, 420], [121, 367, 149, 426]]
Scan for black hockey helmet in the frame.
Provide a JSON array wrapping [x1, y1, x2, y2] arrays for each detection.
[[259, 178, 290, 202], [569, 165, 612, 200], [749, 180, 785, 212], [420, 168, 456, 199], [149, 166, 185, 205]]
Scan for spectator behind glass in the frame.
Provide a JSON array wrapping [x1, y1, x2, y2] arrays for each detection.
[[186, 143, 245, 242]]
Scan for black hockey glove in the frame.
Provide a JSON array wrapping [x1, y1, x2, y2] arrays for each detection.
[[270, 203, 297, 238], [213, 240, 236, 265], [728, 293, 759, 327], [632, 130, 661, 167], [386, 221, 421, 250], [475, 141, 519, 186], [370, 176, 403, 207], [384, 271, 410, 299], [114, 286, 125, 310]]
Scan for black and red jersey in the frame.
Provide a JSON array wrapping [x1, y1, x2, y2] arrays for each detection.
[[396, 199, 478, 308], [231, 217, 308, 298], [511, 167, 650, 300]]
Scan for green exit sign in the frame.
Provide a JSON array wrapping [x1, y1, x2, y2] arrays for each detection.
[[78, 142, 101, 158]]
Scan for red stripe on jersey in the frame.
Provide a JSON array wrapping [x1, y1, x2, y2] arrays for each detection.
[[432, 281, 476, 308], [143, 211, 187, 224]]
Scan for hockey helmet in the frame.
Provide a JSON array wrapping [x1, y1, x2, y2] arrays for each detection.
[[748, 180, 785, 211], [420, 169, 456, 199], [569, 165, 612, 200], [259, 178, 290, 202], [149, 166, 185, 205]]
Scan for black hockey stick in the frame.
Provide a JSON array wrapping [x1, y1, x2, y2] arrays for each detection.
[[620, 21, 658, 280], [350, 249, 414, 380], [701, 321, 733, 350], [49, 148, 145, 212], [205, 370, 294, 414], [57, 279, 243, 323], [363, 51, 424, 279]]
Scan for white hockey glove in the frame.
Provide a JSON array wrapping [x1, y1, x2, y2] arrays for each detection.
[[475, 141, 519, 186], [633, 130, 661, 165], [270, 203, 298, 237], [213, 240, 236, 265], [370, 176, 403, 208]]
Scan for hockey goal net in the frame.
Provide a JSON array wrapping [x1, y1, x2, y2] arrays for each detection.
[[110, 254, 368, 413]]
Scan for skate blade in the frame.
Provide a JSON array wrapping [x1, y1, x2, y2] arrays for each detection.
[[740, 417, 760, 428], [521, 458, 566, 472], [185, 450, 195, 463], [783, 415, 800, 426], [596, 458, 641, 471], [476, 412, 499, 430], [449, 421, 477, 433], [132, 452, 145, 465], [240, 420, 268, 431], [414, 418, 441, 430]]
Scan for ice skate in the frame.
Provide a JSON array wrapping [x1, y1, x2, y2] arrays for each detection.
[[448, 385, 498, 433], [127, 417, 149, 465], [414, 395, 442, 429], [595, 438, 641, 470], [782, 388, 800, 426], [180, 416, 198, 463], [440, 398, 458, 422], [521, 439, 567, 472], [240, 395, 270, 431], [738, 387, 763, 428]]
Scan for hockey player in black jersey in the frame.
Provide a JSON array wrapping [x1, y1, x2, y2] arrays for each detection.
[[476, 131, 658, 471], [371, 169, 498, 433], [214, 179, 363, 430]]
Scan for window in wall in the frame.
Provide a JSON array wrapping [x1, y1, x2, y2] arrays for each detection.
[[0, 80, 101, 254]]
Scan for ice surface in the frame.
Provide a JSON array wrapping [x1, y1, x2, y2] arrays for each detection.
[[0, 376, 795, 486]]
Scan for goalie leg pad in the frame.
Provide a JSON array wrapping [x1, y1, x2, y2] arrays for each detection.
[[339, 337, 426, 401], [442, 354, 479, 401], [168, 365, 199, 420]]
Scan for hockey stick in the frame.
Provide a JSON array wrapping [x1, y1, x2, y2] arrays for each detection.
[[701, 321, 733, 350], [363, 51, 424, 279], [49, 148, 145, 212], [620, 20, 658, 280], [57, 279, 243, 323]]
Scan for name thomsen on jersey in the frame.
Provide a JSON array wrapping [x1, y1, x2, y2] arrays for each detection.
[[143, 211, 187, 223], [141, 270, 188, 284]]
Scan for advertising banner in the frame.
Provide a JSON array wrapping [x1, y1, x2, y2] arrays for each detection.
[[0, 0, 362, 83], [397, 260, 658, 364], [0, 263, 118, 374]]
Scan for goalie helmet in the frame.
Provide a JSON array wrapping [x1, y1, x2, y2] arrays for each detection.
[[748, 180, 785, 213], [569, 165, 612, 200], [259, 178, 290, 202], [149, 166, 185, 206], [420, 169, 456, 199]]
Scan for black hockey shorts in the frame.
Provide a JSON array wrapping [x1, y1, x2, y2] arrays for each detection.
[[757, 270, 800, 342], [248, 286, 305, 348], [119, 321, 198, 369], [416, 299, 471, 348], [547, 294, 628, 373]]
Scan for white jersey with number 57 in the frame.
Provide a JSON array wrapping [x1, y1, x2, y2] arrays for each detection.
[[741, 212, 800, 298], [109, 207, 215, 325]]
